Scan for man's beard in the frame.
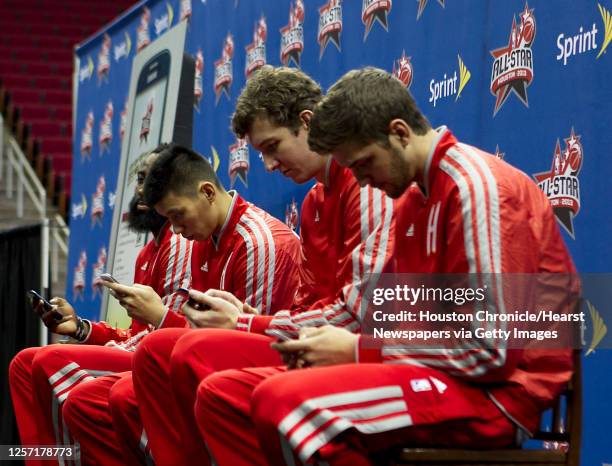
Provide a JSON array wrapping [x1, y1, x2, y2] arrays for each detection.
[[127, 196, 167, 233], [384, 145, 412, 199]]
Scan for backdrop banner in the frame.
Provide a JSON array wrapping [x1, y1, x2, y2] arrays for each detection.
[[71, 1, 612, 462]]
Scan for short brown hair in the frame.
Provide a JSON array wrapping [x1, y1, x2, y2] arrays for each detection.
[[232, 65, 323, 138], [308, 67, 431, 154]]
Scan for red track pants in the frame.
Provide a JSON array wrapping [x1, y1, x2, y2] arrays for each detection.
[[196, 364, 517, 465], [9, 344, 132, 465], [131, 328, 282, 466]]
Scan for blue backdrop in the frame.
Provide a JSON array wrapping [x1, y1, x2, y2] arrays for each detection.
[[69, 1, 612, 462]]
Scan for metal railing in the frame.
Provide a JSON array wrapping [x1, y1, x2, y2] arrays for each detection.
[[0, 113, 70, 346]]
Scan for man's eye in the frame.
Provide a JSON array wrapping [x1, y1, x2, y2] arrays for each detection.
[[266, 142, 279, 153]]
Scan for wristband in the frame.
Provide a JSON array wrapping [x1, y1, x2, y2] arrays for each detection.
[[73, 317, 88, 342]]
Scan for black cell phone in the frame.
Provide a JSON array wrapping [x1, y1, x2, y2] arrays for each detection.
[[100, 272, 119, 284], [27, 290, 52, 311], [179, 287, 209, 311], [27, 290, 63, 321]]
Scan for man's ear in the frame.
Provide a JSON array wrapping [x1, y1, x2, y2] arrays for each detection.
[[299, 110, 313, 130], [200, 182, 216, 203], [388, 119, 412, 147]]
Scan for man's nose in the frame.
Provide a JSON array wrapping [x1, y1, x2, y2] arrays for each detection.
[[262, 154, 279, 172]]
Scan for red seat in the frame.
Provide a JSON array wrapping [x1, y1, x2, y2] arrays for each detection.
[[0, 74, 33, 89], [43, 90, 71, 106], [50, 154, 72, 173], [39, 137, 72, 154], [9, 88, 41, 105]]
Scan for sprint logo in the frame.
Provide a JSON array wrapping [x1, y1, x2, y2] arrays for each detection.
[[114, 32, 132, 61], [597, 2, 612, 59], [79, 56, 94, 83], [155, 3, 174, 36], [428, 55, 471, 107]]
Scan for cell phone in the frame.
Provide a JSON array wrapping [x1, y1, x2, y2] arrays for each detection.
[[180, 287, 210, 311], [100, 272, 119, 284], [27, 290, 52, 311], [26, 290, 63, 321]]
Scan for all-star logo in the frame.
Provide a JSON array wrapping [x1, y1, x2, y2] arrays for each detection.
[[79, 56, 94, 83], [81, 111, 94, 161], [245, 16, 267, 79], [154, 3, 174, 36], [71, 193, 88, 220], [136, 7, 151, 52], [416, 0, 444, 20], [73, 251, 87, 301], [392, 50, 413, 88], [214, 33, 234, 105], [285, 199, 299, 231], [490, 3, 536, 116], [97, 34, 111, 84], [229, 139, 250, 188], [120, 99, 128, 141], [140, 97, 154, 143], [99, 101, 113, 155], [91, 247, 107, 297], [91, 176, 106, 227], [114, 32, 132, 62], [494, 144, 505, 160], [194, 49, 204, 111], [362, 0, 391, 41], [180, 0, 192, 22], [318, 0, 342, 60], [533, 128, 583, 239], [280, 0, 305, 67]]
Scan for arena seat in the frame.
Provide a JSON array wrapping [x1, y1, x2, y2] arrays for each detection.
[[0, 0, 135, 219]]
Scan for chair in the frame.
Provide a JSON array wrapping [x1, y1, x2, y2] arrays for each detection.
[[393, 350, 582, 466]]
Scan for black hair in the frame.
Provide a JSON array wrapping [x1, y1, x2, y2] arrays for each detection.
[[143, 143, 222, 207]]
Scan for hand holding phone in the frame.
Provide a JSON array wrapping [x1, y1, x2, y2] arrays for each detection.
[[100, 273, 122, 298], [27, 290, 63, 322]]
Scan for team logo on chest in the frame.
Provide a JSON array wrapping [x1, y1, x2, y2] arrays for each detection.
[[280, 0, 305, 67], [426, 202, 441, 256], [490, 3, 536, 116], [533, 127, 583, 239]]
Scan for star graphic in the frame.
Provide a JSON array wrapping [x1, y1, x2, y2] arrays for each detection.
[[565, 127, 580, 149], [364, 4, 390, 41], [494, 145, 505, 160], [417, 0, 445, 20], [490, 17, 530, 115], [319, 30, 341, 59]]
